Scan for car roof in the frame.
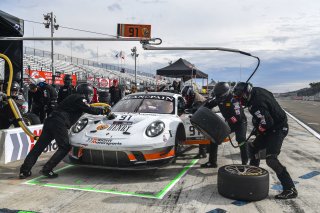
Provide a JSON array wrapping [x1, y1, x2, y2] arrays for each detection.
[[127, 92, 181, 98]]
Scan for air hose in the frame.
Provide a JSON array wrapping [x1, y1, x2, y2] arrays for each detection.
[[228, 128, 256, 148], [0, 53, 39, 140], [90, 103, 111, 108]]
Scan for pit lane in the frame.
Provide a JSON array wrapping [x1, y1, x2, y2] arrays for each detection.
[[0, 114, 320, 213], [23, 158, 198, 199]]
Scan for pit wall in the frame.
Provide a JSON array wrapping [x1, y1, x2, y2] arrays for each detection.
[[0, 125, 57, 164]]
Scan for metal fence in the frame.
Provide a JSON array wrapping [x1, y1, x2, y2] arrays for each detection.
[[23, 47, 154, 78]]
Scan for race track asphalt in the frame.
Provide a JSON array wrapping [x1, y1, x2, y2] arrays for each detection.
[[0, 107, 319, 212], [278, 99, 320, 133]]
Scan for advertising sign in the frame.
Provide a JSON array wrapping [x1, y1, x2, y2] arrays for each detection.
[[26, 70, 77, 86], [0, 125, 57, 164]]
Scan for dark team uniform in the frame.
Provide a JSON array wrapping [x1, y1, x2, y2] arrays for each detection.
[[109, 85, 122, 106], [42, 84, 58, 116], [28, 84, 58, 122], [247, 87, 295, 192], [28, 88, 46, 123], [57, 85, 75, 103], [20, 94, 105, 174], [205, 93, 248, 165]]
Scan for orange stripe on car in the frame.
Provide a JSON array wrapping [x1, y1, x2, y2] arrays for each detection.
[[183, 137, 231, 145], [183, 139, 211, 145], [223, 137, 231, 142], [127, 154, 136, 161], [144, 149, 175, 160]]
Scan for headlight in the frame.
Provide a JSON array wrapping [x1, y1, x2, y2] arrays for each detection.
[[145, 121, 165, 137], [72, 118, 88, 133]]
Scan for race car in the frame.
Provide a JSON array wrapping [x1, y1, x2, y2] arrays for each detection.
[[65, 92, 214, 169]]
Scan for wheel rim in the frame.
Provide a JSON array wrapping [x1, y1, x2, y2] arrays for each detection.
[[23, 117, 32, 126], [225, 165, 266, 176]]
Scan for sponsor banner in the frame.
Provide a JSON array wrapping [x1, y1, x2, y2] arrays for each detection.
[[26, 70, 77, 86], [99, 78, 109, 88], [0, 125, 57, 164], [87, 76, 94, 84]]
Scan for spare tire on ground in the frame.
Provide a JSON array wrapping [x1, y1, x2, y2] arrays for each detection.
[[190, 106, 231, 144], [218, 164, 269, 201]]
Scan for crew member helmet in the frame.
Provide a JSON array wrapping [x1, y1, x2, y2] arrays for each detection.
[[213, 82, 230, 102], [232, 82, 253, 105], [181, 86, 195, 98], [4, 81, 20, 97], [64, 74, 72, 86], [76, 83, 94, 102], [35, 78, 47, 88], [181, 86, 195, 108]]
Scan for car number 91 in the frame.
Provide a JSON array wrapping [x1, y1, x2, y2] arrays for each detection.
[[188, 125, 202, 137]]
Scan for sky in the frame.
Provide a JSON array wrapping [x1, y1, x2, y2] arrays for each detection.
[[1, 0, 320, 92]]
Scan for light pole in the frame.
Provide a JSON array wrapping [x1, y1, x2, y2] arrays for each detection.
[[190, 64, 195, 85], [131, 46, 139, 87], [43, 12, 59, 85]]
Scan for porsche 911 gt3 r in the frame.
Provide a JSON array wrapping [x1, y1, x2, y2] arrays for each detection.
[[65, 92, 210, 169]]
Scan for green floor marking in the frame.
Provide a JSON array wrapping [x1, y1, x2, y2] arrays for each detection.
[[24, 159, 199, 199]]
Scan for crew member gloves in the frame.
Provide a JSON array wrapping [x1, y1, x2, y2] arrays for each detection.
[[229, 116, 237, 124]]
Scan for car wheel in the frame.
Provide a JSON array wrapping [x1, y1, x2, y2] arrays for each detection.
[[174, 132, 184, 156], [218, 164, 269, 201], [22, 113, 41, 126], [190, 106, 231, 144]]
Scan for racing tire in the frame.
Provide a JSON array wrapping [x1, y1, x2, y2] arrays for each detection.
[[174, 132, 184, 157], [218, 164, 269, 201], [172, 129, 185, 164], [190, 106, 231, 145], [22, 113, 41, 126]]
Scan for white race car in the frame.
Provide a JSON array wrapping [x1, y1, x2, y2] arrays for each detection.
[[65, 92, 212, 169]]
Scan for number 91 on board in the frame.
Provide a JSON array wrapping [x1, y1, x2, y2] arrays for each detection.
[[117, 23, 151, 38]]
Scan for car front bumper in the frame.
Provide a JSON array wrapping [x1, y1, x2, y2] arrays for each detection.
[[64, 146, 175, 170]]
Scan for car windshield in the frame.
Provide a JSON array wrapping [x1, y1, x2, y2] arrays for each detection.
[[112, 95, 175, 114]]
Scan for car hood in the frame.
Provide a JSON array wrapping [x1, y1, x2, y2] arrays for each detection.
[[77, 112, 174, 139]]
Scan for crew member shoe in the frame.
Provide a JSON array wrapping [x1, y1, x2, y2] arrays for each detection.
[[201, 162, 218, 168], [19, 171, 32, 179], [40, 170, 58, 178], [242, 160, 248, 165], [275, 187, 298, 199], [194, 153, 207, 159]]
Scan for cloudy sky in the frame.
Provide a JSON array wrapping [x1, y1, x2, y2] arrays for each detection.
[[1, 0, 320, 92]]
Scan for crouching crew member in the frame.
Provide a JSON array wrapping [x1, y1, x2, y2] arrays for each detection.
[[202, 82, 248, 168], [233, 82, 297, 199], [19, 83, 111, 179]]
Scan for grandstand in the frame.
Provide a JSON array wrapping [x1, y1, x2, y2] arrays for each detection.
[[23, 47, 168, 87]]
